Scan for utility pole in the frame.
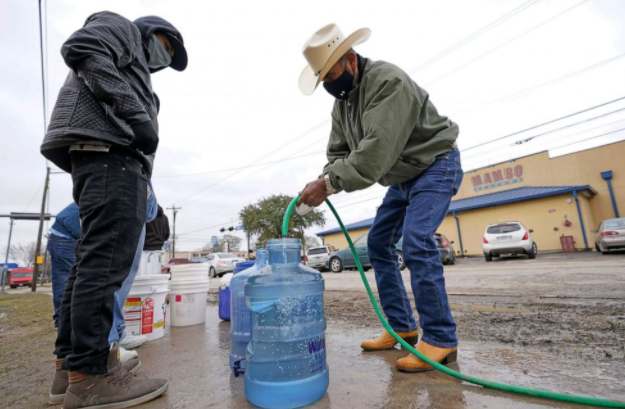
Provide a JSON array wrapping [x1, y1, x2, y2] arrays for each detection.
[[32, 167, 51, 292], [167, 206, 181, 257], [1, 219, 15, 292]]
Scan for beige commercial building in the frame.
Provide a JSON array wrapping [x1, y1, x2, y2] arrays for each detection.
[[318, 141, 624, 256]]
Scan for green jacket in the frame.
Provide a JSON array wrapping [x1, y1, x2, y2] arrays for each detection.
[[323, 59, 459, 192]]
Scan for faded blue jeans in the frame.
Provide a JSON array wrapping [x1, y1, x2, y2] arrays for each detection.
[[367, 148, 463, 348], [108, 181, 158, 344], [48, 233, 77, 328]]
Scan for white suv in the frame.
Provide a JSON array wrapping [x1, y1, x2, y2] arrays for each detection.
[[305, 245, 337, 271], [482, 222, 537, 262]]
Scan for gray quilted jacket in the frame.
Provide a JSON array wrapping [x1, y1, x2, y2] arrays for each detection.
[[41, 12, 158, 176]]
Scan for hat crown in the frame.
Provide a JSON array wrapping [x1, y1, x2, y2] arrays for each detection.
[[302, 23, 345, 74]]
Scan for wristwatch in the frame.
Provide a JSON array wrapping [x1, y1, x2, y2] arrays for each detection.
[[324, 174, 336, 195]]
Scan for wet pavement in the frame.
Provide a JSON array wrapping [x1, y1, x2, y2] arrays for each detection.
[[132, 303, 624, 409]]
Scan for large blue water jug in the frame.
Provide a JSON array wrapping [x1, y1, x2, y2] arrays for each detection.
[[244, 239, 328, 409], [229, 252, 267, 375]]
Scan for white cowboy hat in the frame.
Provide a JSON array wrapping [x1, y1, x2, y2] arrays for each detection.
[[299, 23, 371, 95]]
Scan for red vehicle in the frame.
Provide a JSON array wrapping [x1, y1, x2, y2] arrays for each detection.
[[9, 267, 34, 289], [161, 258, 192, 274]]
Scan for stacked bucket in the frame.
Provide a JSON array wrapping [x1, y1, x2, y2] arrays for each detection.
[[168, 263, 211, 326], [123, 251, 169, 341]]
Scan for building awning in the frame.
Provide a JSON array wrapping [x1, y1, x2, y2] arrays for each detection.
[[448, 185, 596, 213], [317, 186, 596, 236]]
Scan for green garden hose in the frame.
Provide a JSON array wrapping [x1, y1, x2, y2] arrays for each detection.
[[283, 195, 625, 408]]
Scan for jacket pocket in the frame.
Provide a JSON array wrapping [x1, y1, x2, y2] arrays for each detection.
[[398, 156, 433, 170], [49, 87, 78, 129]]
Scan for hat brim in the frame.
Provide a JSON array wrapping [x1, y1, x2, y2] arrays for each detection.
[[167, 33, 188, 71], [299, 28, 371, 96]]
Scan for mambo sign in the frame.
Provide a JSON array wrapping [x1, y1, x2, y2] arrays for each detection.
[[471, 165, 524, 192]]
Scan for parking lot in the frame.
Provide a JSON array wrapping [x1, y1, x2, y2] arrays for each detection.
[[1, 251, 624, 409]]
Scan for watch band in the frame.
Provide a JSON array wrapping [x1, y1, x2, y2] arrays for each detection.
[[324, 174, 336, 195]]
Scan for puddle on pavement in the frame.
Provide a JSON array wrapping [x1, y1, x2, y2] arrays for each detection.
[[450, 303, 533, 313], [132, 305, 624, 409]]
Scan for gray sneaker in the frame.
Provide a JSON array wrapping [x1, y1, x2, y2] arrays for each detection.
[[49, 358, 142, 405], [62, 345, 165, 409]]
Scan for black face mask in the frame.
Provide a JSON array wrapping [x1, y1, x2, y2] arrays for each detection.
[[323, 68, 354, 101]]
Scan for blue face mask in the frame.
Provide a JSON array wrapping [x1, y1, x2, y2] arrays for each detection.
[[323, 66, 354, 101], [147, 35, 172, 70]]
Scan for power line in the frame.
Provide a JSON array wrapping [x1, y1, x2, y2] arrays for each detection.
[[153, 150, 325, 179], [450, 51, 625, 118], [408, 0, 541, 74], [461, 105, 625, 161], [461, 96, 625, 152], [171, 1, 544, 207], [463, 119, 625, 169], [425, 0, 589, 87], [180, 135, 328, 206], [173, 133, 328, 205]]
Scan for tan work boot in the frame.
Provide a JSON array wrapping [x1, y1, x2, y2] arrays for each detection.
[[62, 344, 167, 409], [49, 358, 142, 405], [361, 329, 419, 351], [396, 340, 457, 373]]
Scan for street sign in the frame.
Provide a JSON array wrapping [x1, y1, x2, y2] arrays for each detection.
[[211, 236, 218, 245], [36, 255, 43, 264], [235, 225, 244, 231]]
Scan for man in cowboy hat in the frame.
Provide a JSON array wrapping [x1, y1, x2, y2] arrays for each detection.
[[41, 11, 187, 408], [297, 24, 463, 373]]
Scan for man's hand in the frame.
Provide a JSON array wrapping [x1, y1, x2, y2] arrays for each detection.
[[130, 121, 159, 155], [297, 178, 328, 208]]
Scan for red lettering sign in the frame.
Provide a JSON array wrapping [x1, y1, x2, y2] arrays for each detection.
[[471, 175, 483, 187], [505, 168, 514, 179], [492, 170, 503, 182], [483, 173, 492, 184], [514, 165, 523, 178]]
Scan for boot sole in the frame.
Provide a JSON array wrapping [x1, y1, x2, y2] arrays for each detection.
[[49, 363, 142, 405], [61, 382, 168, 409], [48, 393, 65, 405], [396, 350, 457, 373], [362, 335, 419, 352]]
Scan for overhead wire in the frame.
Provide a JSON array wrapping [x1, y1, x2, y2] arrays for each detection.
[[168, 0, 545, 208], [425, 0, 589, 87], [407, 0, 542, 74]]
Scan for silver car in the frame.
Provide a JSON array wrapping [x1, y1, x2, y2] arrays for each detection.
[[305, 245, 337, 271], [205, 253, 246, 278], [593, 218, 625, 254]]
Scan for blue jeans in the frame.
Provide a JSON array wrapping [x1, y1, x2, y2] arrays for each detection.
[[108, 181, 158, 344], [367, 148, 463, 348], [47, 234, 77, 328]]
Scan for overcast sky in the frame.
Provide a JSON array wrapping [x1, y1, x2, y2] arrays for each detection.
[[1, 0, 624, 260]]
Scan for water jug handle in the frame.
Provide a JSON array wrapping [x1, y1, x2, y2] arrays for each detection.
[[232, 358, 246, 377]]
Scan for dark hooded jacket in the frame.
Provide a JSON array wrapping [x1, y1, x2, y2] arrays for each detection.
[[144, 205, 170, 251], [40, 12, 182, 177]]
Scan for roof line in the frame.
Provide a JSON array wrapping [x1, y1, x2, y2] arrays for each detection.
[[317, 185, 594, 236]]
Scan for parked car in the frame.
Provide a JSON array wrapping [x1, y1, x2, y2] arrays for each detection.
[[482, 222, 537, 262], [161, 258, 192, 274], [593, 217, 625, 254], [325, 232, 456, 273], [9, 267, 34, 289], [436, 233, 457, 265], [305, 245, 338, 271], [205, 253, 246, 278]]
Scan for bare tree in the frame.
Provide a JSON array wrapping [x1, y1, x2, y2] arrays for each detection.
[[8, 242, 37, 266], [304, 235, 321, 250]]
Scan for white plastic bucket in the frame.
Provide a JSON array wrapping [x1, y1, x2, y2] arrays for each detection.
[[169, 281, 210, 326], [123, 274, 169, 341], [137, 251, 164, 277], [170, 262, 210, 283]]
